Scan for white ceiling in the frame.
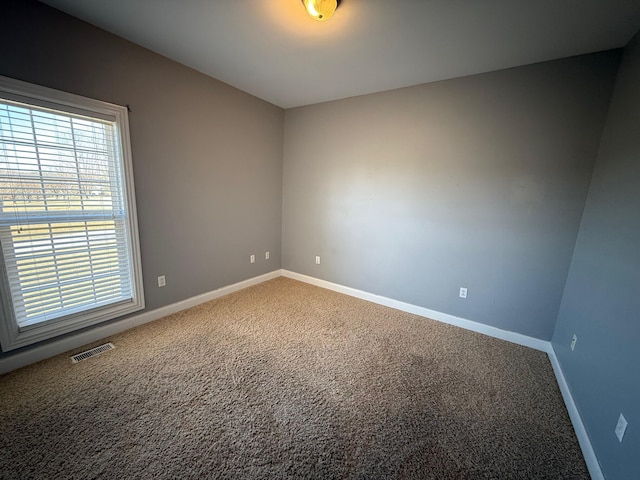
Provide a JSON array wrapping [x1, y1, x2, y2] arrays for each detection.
[[40, 0, 640, 108]]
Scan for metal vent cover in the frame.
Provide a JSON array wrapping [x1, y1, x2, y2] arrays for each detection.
[[70, 343, 115, 363]]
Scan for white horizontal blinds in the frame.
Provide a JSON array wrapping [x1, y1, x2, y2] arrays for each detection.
[[0, 99, 133, 328]]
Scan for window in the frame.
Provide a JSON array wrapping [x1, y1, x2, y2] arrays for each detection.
[[0, 76, 144, 351]]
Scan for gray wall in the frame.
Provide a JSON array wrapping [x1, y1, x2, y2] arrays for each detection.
[[1, 1, 638, 476], [552, 34, 640, 480], [282, 53, 619, 340], [0, 1, 283, 355]]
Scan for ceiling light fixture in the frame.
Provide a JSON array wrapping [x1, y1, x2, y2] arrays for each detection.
[[302, 0, 339, 22]]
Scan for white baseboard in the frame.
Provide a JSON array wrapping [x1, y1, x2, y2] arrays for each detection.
[[0, 270, 281, 375], [1, 267, 603, 479], [547, 346, 604, 480], [282, 269, 602, 480], [282, 270, 549, 352]]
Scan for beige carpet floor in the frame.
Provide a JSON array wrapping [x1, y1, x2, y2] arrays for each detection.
[[0, 277, 588, 479]]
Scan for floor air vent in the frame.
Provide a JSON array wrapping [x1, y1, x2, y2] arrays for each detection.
[[71, 343, 115, 363]]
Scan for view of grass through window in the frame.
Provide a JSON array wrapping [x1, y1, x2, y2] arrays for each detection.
[[0, 100, 131, 327]]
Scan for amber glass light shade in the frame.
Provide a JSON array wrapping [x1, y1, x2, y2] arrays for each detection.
[[302, 0, 338, 22]]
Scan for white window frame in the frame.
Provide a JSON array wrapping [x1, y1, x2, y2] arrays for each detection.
[[0, 76, 144, 351]]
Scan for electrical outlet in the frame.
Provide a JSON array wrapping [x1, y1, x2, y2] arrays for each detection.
[[571, 334, 577, 351], [459, 287, 467, 299], [615, 413, 628, 443], [265, 251, 270, 260], [250, 254, 255, 264], [157, 275, 166, 287], [315, 256, 321, 265]]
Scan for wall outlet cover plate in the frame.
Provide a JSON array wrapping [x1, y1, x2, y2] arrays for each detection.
[[615, 413, 628, 443]]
